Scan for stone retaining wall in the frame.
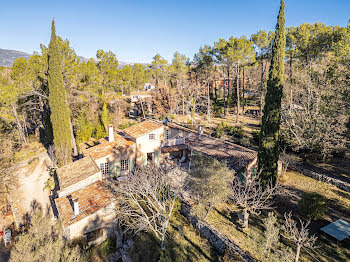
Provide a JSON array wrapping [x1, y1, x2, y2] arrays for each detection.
[[292, 165, 350, 192], [180, 202, 255, 262]]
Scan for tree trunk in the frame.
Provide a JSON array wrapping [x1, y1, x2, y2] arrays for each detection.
[[260, 62, 264, 115], [70, 119, 78, 157], [236, 64, 240, 123], [242, 208, 249, 229], [161, 236, 166, 251], [289, 56, 293, 112], [207, 70, 211, 120], [12, 104, 26, 143], [182, 84, 185, 116], [295, 244, 301, 262], [164, 75, 171, 120], [227, 65, 231, 115], [223, 66, 226, 116], [242, 66, 245, 113]]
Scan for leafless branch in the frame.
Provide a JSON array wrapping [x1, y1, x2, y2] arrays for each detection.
[[230, 170, 285, 229], [282, 211, 318, 262], [107, 166, 179, 250]]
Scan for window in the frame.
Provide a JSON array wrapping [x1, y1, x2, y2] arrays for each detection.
[[149, 134, 155, 140], [86, 228, 104, 242], [164, 129, 170, 140], [100, 163, 109, 175], [121, 159, 129, 171]]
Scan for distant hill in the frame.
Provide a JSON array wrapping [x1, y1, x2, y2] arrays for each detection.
[[0, 48, 145, 68], [0, 48, 31, 67]]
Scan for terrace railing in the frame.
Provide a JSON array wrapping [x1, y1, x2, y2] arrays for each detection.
[[162, 138, 185, 147]]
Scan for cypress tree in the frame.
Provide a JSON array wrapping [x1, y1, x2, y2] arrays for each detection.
[[258, 1, 285, 184], [48, 19, 72, 166]]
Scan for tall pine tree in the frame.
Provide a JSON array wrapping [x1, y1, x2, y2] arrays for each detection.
[[258, 1, 285, 184], [48, 19, 72, 166]]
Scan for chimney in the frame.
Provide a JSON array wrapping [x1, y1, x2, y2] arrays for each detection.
[[108, 125, 114, 142], [73, 198, 79, 216], [198, 125, 203, 139]]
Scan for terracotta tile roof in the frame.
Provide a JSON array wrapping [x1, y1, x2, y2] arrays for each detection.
[[185, 133, 257, 172], [123, 120, 163, 138], [83, 133, 135, 160], [55, 181, 113, 227], [57, 156, 100, 189]]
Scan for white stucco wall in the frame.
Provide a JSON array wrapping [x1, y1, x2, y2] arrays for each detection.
[[136, 127, 164, 154], [134, 127, 164, 165], [66, 203, 115, 240]]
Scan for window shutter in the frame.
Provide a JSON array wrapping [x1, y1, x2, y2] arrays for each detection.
[[116, 161, 121, 177], [155, 150, 159, 165], [130, 158, 134, 172], [109, 162, 115, 178], [251, 168, 257, 178], [143, 154, 147, 166], [238, 171, 244, 183]]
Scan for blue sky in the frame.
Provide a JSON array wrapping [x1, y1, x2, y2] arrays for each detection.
[[1, 0, 349, 63]]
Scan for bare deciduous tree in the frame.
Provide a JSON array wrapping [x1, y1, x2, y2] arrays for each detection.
[[108, 166, 179, 250], [230, 170, 283, 229], [282, 212, 318, 262], [251, 211, 294, 262]]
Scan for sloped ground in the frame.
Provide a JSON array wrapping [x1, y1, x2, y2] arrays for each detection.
[[7, 151, 51, 227]]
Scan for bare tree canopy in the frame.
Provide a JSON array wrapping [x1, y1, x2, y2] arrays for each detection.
[[107, 166, 179, 250], [282, 212, 318, 262], [230, 170, 284, 229]]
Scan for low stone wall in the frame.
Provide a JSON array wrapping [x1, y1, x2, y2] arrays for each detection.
[[180, 202, 255, 262], [292, 165, 350, 192]]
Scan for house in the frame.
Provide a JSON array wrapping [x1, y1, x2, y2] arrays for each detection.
[[160, 122, 257, 173], [83, 125, 136, 178], [53, 120, 164, 243], [53, 119, 256, 243], [130, 91, 152, 104], [130, 91, 153, 115], [144, 83, 155, 91], [54, 156, 115, 243], [122, 120, 164, 166], [83, 121, 164, 177], [55, 181, 114, 244]]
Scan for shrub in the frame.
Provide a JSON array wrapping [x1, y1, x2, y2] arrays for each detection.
[[226, 125, 244, 138], [211, 121, 226, 138], [100, 237, 117, 256], [239, 137, 251, 147], [252, 130, 260, 144], [299, 192, 327, 220], [118, 121, 136, 130], [213, 104, 224, 116]]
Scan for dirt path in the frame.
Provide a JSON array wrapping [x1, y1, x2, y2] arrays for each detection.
[[18, 151, 51, 213], [7, 151, 51, 226]]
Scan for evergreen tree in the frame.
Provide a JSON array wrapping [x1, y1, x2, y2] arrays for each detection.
[[48, 19, 72, 166], [258, 0, 286, 183]]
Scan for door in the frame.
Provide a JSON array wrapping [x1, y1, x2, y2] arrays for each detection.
[[147, 152, 154, 165]]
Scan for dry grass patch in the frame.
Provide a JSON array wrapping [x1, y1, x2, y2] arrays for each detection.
[[282, 171, 350, 210], [130, 211, 219, 262], [14, 141, 45, 163]]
